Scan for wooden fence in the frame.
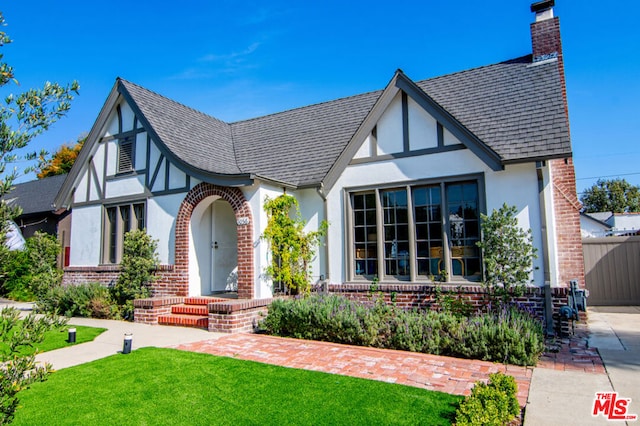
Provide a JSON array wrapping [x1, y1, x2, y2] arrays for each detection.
[[583, 236, 640, 305]]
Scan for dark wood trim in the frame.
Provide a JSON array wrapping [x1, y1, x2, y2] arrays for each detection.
[[164, 155, 170, 191], [402, 92, 410, 153], [149, 154, 164, 190], [89, 161, 104, 200], [349, 143, 466, 165], [437, 122, 444, 148]]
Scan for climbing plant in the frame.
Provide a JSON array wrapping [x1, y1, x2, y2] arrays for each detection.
[[262, 194, 328, 295]]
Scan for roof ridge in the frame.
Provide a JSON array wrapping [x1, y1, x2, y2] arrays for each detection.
[[118, 78, 231, 127], [416, 54, 533, 85], [229, 88, 383, 126]]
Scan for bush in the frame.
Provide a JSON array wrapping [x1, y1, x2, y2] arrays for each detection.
[[262, 294, 544, 366], [37, 283, 117, 319], [0, 231, 62, 301], [111, 229, 158, 320], [455, 372, 520, 426]]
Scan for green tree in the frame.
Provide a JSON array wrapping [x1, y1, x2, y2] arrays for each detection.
[[476, 204, 537, 304], [262, 194, 328, 295], [0, 11, 79, 242], [36, 136, 85, 179], [580, 178, 640, 213], [0, 307, 66, 424], [111, 229, 159, 320]]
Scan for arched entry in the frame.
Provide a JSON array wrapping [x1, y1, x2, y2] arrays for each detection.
[[174, 183, 254, 299], [189, 197, 238, 295]]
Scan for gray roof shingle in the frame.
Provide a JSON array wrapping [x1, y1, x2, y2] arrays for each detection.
[[2, 174, 67, 215], [119, 55, 571, 187]]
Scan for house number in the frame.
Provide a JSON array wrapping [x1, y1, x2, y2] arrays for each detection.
[[237, 217, 250, 226]]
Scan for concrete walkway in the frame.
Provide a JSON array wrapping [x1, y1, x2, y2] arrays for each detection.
[[525, 306, 640, 425]]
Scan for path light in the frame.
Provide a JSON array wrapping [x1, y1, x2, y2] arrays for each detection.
[[68, 328, 76, 343], [122, 333, 133, 354]]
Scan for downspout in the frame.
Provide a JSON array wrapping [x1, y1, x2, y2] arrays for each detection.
[[316, 183, 330, 293], [537, 161, 554, 335]]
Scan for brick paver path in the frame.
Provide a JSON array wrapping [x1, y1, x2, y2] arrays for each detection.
[[175, 334, 533, 406]]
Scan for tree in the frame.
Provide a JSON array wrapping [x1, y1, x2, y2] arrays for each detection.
[[0, 11, 79, 242], [36, 136, 85, 179], [580, 178, 640, 213], [0, 307, 66, 424], [476, 204, 537, 304], [262, 194, 328, 295]]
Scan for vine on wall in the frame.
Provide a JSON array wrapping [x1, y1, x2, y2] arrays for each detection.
[[262, 194, 328, 295]]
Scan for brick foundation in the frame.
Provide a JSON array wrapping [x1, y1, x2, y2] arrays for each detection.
[[208, 298, 273, 333], [133, 296, 184, 324], [328, 282, 571, 324]]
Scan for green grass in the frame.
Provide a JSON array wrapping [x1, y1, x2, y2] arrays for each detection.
[[2, 324, 107, 356], [13, 347, 462, 425]]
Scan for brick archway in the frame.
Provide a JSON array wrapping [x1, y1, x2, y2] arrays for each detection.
[[173, 182, 254, 299]]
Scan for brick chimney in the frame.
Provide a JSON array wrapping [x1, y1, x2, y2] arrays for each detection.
[[530, 1, 586, 291], [530, 0, 563, 62], [530, 0, 567, 118]]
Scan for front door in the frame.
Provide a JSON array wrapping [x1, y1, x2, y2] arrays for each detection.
[[210, 200, 238, 293]]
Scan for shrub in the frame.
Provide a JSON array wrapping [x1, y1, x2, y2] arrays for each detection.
[[37, 283, 117, 319], [262, 294, 544, 366], [0, 231, 62, 301], [477, 204, 537, 305], [111, 229, 158, 320], [455, 372, 520, 426]]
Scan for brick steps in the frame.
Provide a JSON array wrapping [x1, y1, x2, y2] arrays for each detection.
[[158, 313, 208, 329], [171, 303, 208, 316], [157, 296, 233, 329]]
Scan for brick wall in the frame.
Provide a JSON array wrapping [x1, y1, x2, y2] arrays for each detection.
[[134, 296, 184, 325], [173, 182, 255, 298], [328, 283, 570, 324], [63, 264, 177, 295], [550, 158, 585, 288]]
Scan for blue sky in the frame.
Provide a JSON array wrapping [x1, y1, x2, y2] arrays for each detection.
[[2, 0, 639, 196]]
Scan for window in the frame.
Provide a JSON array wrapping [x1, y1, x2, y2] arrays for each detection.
[[103, 202, 146, 264], [349, 178, 482, 282], [353, 193, 377, 277], [117, 137, 135, 173]]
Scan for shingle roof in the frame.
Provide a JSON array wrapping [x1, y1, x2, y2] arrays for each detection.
[[2, 174, 67, 215], [119, 55, 571, 187], [417, 55, 570, 162], [119, 80, 242, 176]]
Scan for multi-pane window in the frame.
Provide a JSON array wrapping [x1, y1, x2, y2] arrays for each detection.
[[382, 190, 410, 278], [350, 179, 481, 282], [446, 182, 481, 277], [413, 185, 443, 277], [104, 202, 146, 264], [353, 193, 377, 277]]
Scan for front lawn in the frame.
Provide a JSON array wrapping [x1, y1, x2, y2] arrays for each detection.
[[26, 324, 107, 355], [13, 347, 462, 425]]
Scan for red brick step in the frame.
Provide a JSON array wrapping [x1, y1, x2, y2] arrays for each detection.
[[172, 303, 208, 316], [158, 314, 208, 329]]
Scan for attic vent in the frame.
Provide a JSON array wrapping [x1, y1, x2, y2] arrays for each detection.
[[117, 137, 134, 173]]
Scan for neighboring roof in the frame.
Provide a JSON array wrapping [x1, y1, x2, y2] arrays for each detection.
[[584, 212, 613, 223], [2, 174, 67, 215]]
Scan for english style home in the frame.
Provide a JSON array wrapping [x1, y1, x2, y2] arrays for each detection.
[[55, 1, 585, 331]]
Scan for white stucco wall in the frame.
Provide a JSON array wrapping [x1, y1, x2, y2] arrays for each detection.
[[69, 205, 102, 266], [245, 183, 284, 298], [105, 175, 146, 198], [146, 193, 184, 264], [325, 150, 546, 286]]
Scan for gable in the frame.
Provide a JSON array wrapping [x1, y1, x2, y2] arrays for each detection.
[[58, 95, 192, 208], [352, 91, 466, 162], [323, 71, 503, 194]]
